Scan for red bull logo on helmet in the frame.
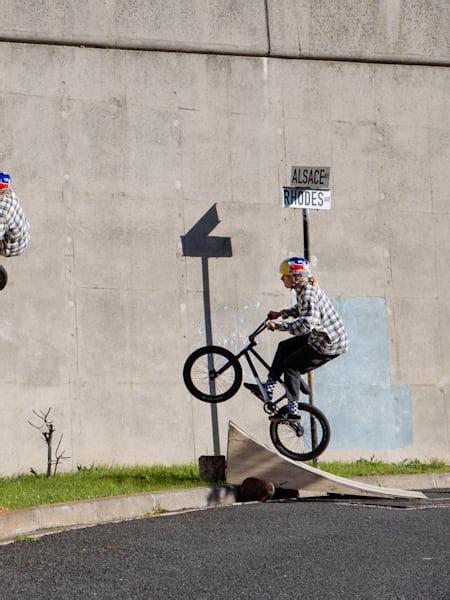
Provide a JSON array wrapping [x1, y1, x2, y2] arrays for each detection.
[[279, 257, 311, 277], [0, 172, 11, 190]]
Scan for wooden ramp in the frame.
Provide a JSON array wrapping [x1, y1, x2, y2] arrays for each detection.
[[227, 422, 426, 500]]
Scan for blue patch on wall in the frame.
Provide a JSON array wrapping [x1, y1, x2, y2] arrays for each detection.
[[313, 297, 412, 450]]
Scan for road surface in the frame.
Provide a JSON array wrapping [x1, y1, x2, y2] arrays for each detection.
[[1, 496, 449, 599]]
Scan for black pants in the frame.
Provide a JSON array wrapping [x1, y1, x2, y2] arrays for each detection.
[[268, 335, 338, 405]]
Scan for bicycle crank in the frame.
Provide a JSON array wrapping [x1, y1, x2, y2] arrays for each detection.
[[263, 402, 277, 415]]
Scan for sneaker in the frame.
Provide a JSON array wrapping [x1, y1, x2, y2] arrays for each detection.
[[269, 409, 301, 422], [243, 382, 269, 402]]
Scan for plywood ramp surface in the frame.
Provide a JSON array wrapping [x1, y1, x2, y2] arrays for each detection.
[[227, 422, 426, 500]]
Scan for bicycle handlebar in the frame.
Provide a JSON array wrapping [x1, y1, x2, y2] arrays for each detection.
[[248, 321, 267, 341]]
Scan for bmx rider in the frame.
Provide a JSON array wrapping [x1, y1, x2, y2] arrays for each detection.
[[245, 257, 348, 421], [0, 171, 30, 288]]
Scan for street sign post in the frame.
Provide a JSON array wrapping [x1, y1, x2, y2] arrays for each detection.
[[282, 166, 331, 466]]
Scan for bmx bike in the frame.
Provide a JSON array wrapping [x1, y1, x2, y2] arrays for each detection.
[[183, 322, 331, 461]]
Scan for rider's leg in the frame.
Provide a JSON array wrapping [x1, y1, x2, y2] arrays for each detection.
[[283, 345, 338, 413], [268, 336, 309, 380], [266, 336, 309, 400]]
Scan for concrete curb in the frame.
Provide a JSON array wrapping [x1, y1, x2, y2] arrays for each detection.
[[1, 473, 448, 544], [0, 486, 239, 544], [350, 472, 450, 490]]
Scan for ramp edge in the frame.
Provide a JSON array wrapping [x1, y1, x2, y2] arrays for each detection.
[[227, 421, 427, 500]]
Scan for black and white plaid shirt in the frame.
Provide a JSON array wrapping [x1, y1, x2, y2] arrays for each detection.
[[0, 190, 30, 257], [279, 281, 348, 355]]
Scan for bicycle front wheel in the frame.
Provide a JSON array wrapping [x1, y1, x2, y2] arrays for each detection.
[[269, 403, 331, 462], [183, 345, 242, 403]]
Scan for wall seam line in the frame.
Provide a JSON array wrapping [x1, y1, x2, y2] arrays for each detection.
[[0, 37, 448, 68], [264, 0, 272, 56]]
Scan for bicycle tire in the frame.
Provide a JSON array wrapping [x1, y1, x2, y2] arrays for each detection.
[[269, 403, 331, 461], [183, 345, 243, 403]]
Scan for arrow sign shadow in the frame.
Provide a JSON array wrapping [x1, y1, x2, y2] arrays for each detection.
[[181, 204, 232, 258], [181, 204, 232, 456]]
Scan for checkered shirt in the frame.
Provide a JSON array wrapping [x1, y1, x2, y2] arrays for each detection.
[[279, 281, 348, 355], [0, 191, 30, 256]]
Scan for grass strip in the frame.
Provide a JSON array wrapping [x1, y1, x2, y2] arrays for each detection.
[[0, 459, 448, 511], [0, 464, 203, 511], [318, 458, 450, 478]]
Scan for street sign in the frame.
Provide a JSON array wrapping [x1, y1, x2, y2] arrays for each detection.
[[282, 187, 331, 210], [291, 166, 330, 189]]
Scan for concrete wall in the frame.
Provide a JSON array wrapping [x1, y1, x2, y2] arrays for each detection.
[[0, 1, 449, 475], [1, 1, 449, 63]]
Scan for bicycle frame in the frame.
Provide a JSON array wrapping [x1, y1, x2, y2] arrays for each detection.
[[184, 322, 329, 461], [234, 322, 317, 442], [215, 321, 286, 407]]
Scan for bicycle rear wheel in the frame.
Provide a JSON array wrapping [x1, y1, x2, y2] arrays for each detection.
[[183, 345, 242, 403], [269, 403, 330, 461]]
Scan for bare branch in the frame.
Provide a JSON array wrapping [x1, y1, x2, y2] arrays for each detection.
[[42, 407, 53, 423], [29, 406, 68, 477], [53, 434, 70, 476], [55, 434, 63, 457]]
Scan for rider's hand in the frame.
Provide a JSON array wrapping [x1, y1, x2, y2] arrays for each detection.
[[267, 311, 282, 320], [266, 320, 279, 331]]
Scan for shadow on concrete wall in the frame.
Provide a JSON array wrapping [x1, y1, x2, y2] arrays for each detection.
[[181, 204, 232, 455]]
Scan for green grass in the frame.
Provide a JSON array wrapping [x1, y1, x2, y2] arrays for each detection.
[[318, 457, 450, 478], [0, 459, 448, 511], [14, 535, 40, 543], [0, 464, 203, 511]]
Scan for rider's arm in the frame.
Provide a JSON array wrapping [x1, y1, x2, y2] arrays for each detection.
[[280, 306, 299, 318], [276, 286, 320, 335], [267, 307, 298, 320]]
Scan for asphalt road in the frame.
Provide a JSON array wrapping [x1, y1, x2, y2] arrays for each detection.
[[1, 498, 449, 599]]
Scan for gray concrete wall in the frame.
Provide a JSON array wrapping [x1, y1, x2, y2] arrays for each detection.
[[0, 1, 448, 475], [268, 0, 450, 63], [1, 1, 449, 63]]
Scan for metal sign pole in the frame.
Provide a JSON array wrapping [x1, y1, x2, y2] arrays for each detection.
[[302, 208, 319, 466], [302, 209, 310, 263], [283, 167, 331, 468]]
